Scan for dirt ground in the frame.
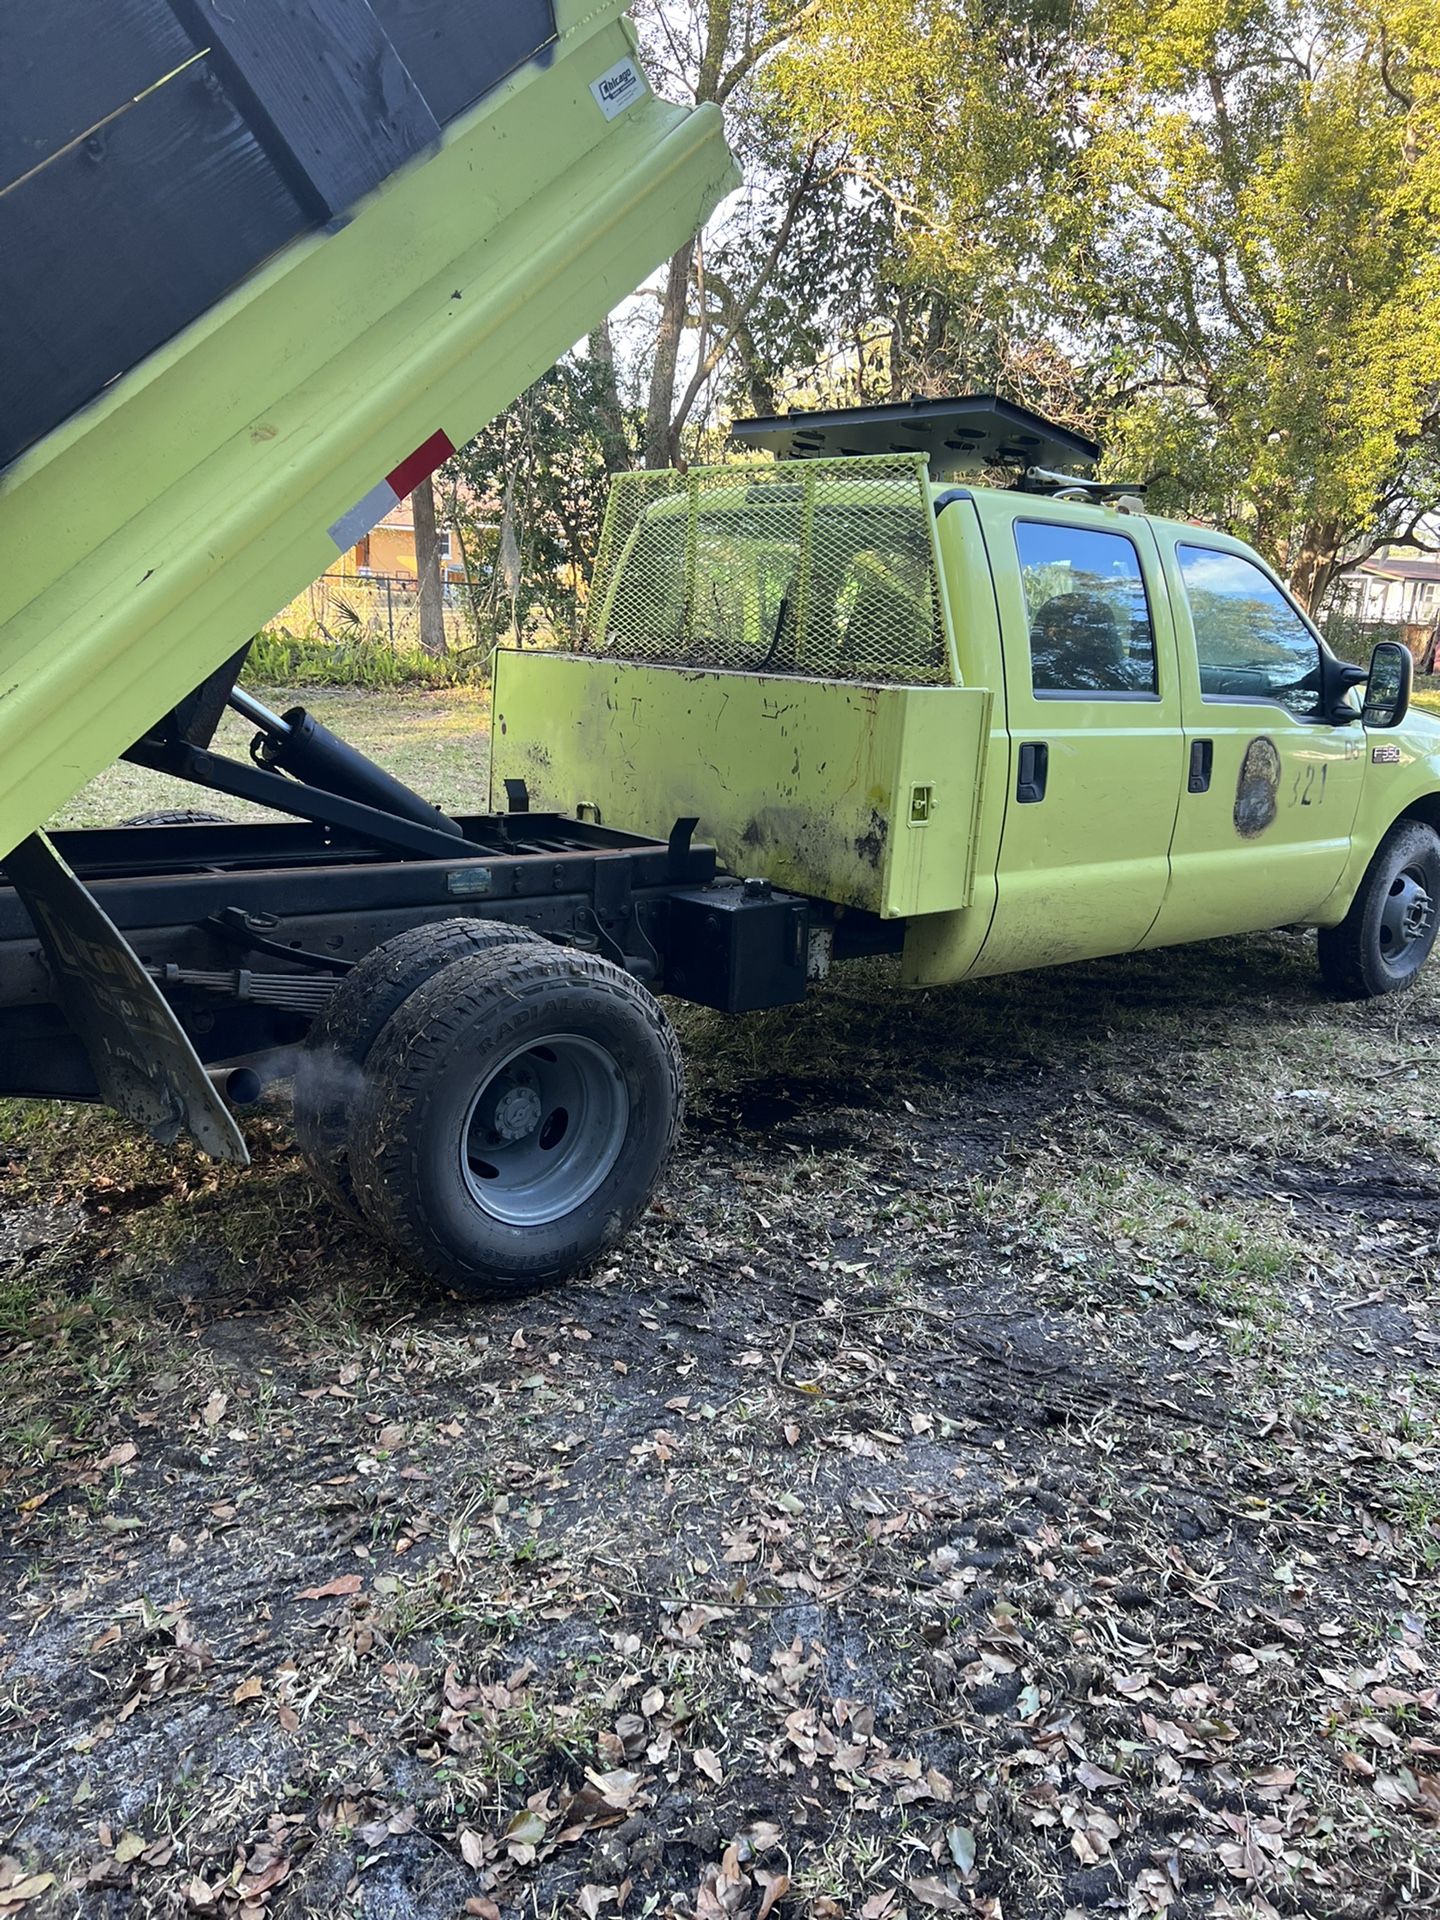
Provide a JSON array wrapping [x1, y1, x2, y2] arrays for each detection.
[[2, 912, 1438, 1920]]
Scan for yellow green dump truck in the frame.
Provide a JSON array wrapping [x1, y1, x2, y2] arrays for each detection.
[[2, 15, 1438, 1303]]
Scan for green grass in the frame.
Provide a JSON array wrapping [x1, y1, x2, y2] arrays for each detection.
[[51, 685, 493, 827]]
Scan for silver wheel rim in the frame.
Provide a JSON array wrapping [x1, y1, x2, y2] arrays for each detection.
[[460, 1033, 629, 1226], [1380, 865, 1434, 964]]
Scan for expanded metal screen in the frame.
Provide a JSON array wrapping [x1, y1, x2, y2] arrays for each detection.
[[580, 456, 952, 684]]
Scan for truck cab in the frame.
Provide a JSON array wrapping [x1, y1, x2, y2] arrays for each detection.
[[492, 395, 1440, 1001]]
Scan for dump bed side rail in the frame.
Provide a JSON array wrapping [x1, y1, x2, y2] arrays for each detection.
[[0, 1, 735, 858]]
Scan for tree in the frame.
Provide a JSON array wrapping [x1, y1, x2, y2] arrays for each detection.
[[632, 0, 830, 467], [409, 475, 447, 656], [765, 0, 1440, 607], [1085, 0, 1440, 609], [439, 352, 627, 641]]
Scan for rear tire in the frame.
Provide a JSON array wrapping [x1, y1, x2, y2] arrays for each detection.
[[293, 918, 547, 1211], [348, 946, 684, 1299], [1317, 819, 1440, 998]]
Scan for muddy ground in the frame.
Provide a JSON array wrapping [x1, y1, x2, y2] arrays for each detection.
[[1, 930, 1437, 1920]]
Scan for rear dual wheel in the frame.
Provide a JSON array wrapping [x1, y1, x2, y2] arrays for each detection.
[[294, 924, 684, 1298], [293, 917, 546, 1213], [348, 946, 684, 1299]]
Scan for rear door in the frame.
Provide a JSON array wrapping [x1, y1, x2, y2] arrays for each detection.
[[1143, 536, 1365, 948], [970, 495, 1185, 975]]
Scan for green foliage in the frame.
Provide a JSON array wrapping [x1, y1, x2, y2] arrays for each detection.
[[247, 628, 486, 689], [440, 354, 629, 642], [763, 0, 1440, 606]]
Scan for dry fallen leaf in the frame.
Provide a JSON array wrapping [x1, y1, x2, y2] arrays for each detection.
[[756, 1872, 791, 1920], [946, 1826, 976, 1874], [693, 1746, 724, 1785], [295, 1574, 363, 1601], [908, 1875, 969, 1913], [505, 1810, 547, 1846], [0, 1874, 56, 1911], [231, 1677, 262, 1706], [1076, 1760, 1125, 1790], [239, 1857, 290, 1898]]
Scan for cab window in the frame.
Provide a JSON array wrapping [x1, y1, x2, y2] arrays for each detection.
[[1177, 545, 1322, 717], [1015, 521, 1157, 697]]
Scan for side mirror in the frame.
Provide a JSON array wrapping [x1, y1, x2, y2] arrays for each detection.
[[1362, 640, 1413, 730], [1327, 657, 1368, 721]]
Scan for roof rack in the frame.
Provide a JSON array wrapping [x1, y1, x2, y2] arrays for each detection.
[[731, 393, 1101, 478]]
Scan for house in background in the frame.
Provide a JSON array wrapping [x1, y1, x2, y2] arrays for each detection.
[[329, 497, 466, 585], [1347, 551, 1440, 627], [1329, 547, 1440, 671]]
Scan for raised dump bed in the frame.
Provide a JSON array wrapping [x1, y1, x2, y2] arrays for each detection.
[[0, 0, 734, 858], [490, 455, 993, 918]]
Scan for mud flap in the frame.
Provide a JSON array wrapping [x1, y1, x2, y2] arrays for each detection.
[[5, 832, 249, 1165]]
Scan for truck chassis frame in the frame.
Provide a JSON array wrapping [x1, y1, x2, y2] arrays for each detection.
[[0, 681, 899, 1117]]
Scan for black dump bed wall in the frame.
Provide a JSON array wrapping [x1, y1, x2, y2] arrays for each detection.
[[0, 0, 556, 472]]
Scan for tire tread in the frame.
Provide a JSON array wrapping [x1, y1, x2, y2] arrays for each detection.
[[293, 918, 546, 1210], [349, 946, 684, 1299], [1317, 819, 1440, 999]]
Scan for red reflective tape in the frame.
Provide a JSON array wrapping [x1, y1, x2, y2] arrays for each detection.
[[385, 428, 455, 499]]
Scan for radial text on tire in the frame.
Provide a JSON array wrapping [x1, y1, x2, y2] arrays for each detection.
[[347, 945, 685, 1299]]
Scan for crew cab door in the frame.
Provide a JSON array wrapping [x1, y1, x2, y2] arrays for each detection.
[[1141, 538, 1365, 949], [970, 495, 1185, 975]]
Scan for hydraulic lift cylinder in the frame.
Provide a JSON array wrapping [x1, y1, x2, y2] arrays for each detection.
[[229, 689, 464, 838]]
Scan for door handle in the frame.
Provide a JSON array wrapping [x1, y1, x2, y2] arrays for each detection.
[[1188, 738, 1214, 794], [1016, 741, 1048, 804]]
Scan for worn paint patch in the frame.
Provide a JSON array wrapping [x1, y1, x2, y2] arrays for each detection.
[[855, 808, 889, 868], [1234, 736, 1280, 838]]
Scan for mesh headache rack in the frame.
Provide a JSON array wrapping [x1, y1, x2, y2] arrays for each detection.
[[579, 454, 955, 685]]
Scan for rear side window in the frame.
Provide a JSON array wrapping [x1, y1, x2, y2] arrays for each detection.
[[1177, 545, 1322, 716], [1015, 521, 1157, 696]]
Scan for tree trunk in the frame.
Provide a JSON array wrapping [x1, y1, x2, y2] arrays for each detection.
[[410, 475, 447, 655], [588, 320, 633, 474], [643, 238, 697, 469], [1286, 518, 1341, 617]]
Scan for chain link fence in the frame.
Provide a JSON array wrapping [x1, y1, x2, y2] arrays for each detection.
[[270, 570, 478, 654]]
